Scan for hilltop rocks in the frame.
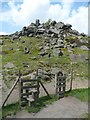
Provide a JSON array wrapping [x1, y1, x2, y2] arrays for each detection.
[[55, 22, 64, 29], [36, 19, 40, 26], [10, 19, 88, 57], [11, 19, 87, 41]]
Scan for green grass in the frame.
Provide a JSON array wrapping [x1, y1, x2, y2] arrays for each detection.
[[26, 94, 58, 113], [2, 88, 89, 118], [2, 102, 19, 118], [81, 113, 90, 119], [66, 88, 89, 102], [2, 35, 88, 88], [2, 95, 58, 118]]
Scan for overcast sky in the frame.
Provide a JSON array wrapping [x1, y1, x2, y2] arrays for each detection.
[[0, 0, 89, 35]]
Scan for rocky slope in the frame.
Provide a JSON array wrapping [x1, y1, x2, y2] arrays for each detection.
[[0, 19, 89, 88]]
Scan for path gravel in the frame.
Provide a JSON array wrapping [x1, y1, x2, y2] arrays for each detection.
[[12, 96, 88, 118]]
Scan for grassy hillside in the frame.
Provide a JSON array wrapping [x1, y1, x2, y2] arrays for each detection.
[[1, 35, 89, 88]]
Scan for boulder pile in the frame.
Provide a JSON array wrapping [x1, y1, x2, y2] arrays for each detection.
[[9, 19, 88, 57], [11, 19, 86, 40]]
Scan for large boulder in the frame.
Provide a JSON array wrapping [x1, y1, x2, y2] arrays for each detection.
[[37, 69, 51, 81], [58, 49, 63, 56], [69, 29, 80, 36], [39, 51, 48, 57], [80, 45, 89, 50], [22, 26, 27, 31], [48, 28, 59, 35], [12, 35, 19, 40], [0, 39, 4, 45], [62, 23, 72, 30], [50, 20, 57, 26], [24, 47, 30, 54], [4, 62, 15, 69], [36, 19, 40, 26], [36, 28, 46, 34], [55, 22, 64, 29], [80, 33, 86, 37]]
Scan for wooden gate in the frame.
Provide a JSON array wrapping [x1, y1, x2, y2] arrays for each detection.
[[55, 72, 66, 98], [19, 78, 40, 106]]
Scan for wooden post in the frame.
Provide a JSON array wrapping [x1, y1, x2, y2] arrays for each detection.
[[18, 78, 21, 108], [70, 62, 73, 91], [63, 74, 66, 92], [55, 73, 58, 94], [36, 69, 39, 99]]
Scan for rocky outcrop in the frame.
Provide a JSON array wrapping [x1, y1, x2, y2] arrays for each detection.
[[11, 19, 86, 39], [7, 19, 88, 57]]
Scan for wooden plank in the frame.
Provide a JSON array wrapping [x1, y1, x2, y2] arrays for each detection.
[[21, 79, 38, 83], [21, 92, 32, 97], [57, 76, 66, 80], [56, 84, 66, 88], [27, 97, 34, 102], [21, 90, 37, 96], [56, 81, 66, 84], [22, 85, 39, 89], [57, 91, 65, 94]]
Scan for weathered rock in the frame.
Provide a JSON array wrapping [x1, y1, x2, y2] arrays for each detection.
[[23, 62, 29, 67], [44, 46, 50, 50], [22, 40, 25, 43], [55, 22, 64, 29], [0, 39, 4, 45], [51, 41, 57, 45], [39, 51, 48, 57], [63, 24, 72, 30], [80, 45, 89, 50], [8, 48, 13, 50], [80, 33, 86, 37], [22, 26, 27, 31], [36, 19, 40, 26], [12, 35, 19, 40], [4, 62, 15, 69], [50, 20, 57, 26], [30, 57, 37, 60], [51, 68, 63, 75], [48, 28, 59, 35], [58, 49, 63, 56], [54, 44, 64, 48], [36, 28, 45, 34], [39, 46, 43, 51], [69, 29, 80, 36], [29, 34, 33, 37], [57, 39, 64, 44], [24, 47, 30, 54], [70, 43, 77, 48], [37, 69, 51, 80]]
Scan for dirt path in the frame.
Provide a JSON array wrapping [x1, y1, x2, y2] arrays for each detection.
[[11, 96, 88, 118]]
